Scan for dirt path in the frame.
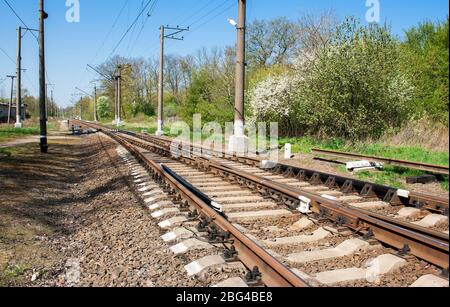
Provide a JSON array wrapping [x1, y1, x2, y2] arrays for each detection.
[[0, 136, 39, 149], [0, 132, 199, 287]]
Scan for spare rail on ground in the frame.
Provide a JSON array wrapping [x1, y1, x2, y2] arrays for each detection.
[[312, 148, 449, 176]]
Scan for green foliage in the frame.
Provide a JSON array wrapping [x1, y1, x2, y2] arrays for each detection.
[[0, 126, 39, 141], [401, 18, 449, 124], [97, 96, 111, 120], [296, 18, 413, 140], [180, 69, 234, 126]]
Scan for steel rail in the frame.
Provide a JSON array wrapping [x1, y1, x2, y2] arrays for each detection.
[[97, 128, 310, 287], [120, 131, 450, 269], [72, 120, 450, 269], [118, 129, 449, 215], [204, 162, 449, 269], [312, 148, 450, 176]]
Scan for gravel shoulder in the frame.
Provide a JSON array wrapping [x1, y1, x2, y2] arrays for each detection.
[[0, 132, 202, 287]]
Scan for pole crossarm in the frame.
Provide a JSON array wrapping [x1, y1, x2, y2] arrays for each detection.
[[163, 26, 189, 40]]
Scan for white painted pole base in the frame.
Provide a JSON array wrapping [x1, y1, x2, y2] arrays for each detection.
[[228, 135, 249, 156], [14, 123, 23, 129], [156, 120, 164, 136], [284, 143, 292, 160]]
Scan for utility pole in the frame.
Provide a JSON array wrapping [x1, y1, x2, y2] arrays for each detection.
[[93, 85, 98, 122], [39, 0, 49, 153], [80, 97, 83, 120], [86, 64, 113, 123], [115, 65, 122, 127], [76, 86, 98, 121], [15, 26, 22, 128], [229, 0, 248, 154], [157, 26, 164, 136], [6, 75, 16, 124], [50, 89, 54, 118], [156, 25, 189, 136]]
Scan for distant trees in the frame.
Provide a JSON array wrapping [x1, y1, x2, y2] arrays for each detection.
[[250, 18, 414, 140], [401, 18, 449, 123], [82, 12, 448, 142], [97, 96, 111, 120]]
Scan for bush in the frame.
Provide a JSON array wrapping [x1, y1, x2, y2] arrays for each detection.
[[250, 18, 414, 141]]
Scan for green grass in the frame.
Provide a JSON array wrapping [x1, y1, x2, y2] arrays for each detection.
[[279, 136, 449, 167], [0, 264, 29, 286], [0, 126, 40, 142], [0, 122, 58, 143], [280, 136, 449, 191]]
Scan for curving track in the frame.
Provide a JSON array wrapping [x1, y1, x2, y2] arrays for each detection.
[[71, 120, 449, 287]]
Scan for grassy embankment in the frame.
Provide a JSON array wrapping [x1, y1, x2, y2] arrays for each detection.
[[279, 137, 449, 191], [0, 122, 57, 157]]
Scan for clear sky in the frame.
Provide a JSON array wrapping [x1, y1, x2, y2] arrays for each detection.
[[0, 0, 448, 107]]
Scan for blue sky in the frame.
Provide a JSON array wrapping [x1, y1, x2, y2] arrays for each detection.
[[0, 0, 448, 107]]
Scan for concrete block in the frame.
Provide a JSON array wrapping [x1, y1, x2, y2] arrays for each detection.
[[264, 228, 331, 246], [145, 195, 168, 204], [410, 275, 449, 287], [414, 214, 448, 228], [365, 254, 407, 281], [349, 201, 390, 210], [315, 268, 368, 285], [148, 201, 174, 212], [287, 239, 370, 263], [170, 239, 213, 255], [143, 190, 164, 197], [396, 207, 422, 219], [151, 207, 180, 219], [213, 277, 249, 288], [185, 255, 226, 276], [290, 217, 314, 231], [214, 196, 264, 204], [161, 227, 198, 243], [222, 202, 278, 211], [227, 210, 292, 222], [158, 216, 188, 229]]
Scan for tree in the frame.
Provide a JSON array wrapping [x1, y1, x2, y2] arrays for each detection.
[[250, 18, 414, 140], [247, 17, 299, 68], [401, 18, 449, 124], [97, 96, 111, 120]]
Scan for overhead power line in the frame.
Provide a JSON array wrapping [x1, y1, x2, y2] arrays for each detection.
[[108, 0, 155, 58], [0, 46, 16, 65], [2, 0, 38, 41]]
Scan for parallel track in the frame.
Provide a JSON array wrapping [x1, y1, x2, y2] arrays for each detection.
[[73, 120, 449, 287], [312, 148, 450, 176]]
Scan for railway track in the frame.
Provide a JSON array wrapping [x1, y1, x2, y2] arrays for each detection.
[[72, 120, 449, 287], [312, 148, 450, 176]]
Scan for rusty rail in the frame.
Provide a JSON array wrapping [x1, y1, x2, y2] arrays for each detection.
[[73, 120, 450, 269], [130, 131, 450, 216], [76, 122, 309, 287], [312, 148, 449, 176]]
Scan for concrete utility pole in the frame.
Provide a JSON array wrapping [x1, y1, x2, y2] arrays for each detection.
[[229, 0, 248, 154], [156, 25, 189, 136], [15, 26, 22, 128], [6, 75, 16, 124], [157, 26, 164, 136], [115, 65, 122, 127], [39, 0, 49, 153], [50, 89, 54, 118], [45, 83, 54, 119], [93, 86, 98, 122], [79, 97, 83, 120]]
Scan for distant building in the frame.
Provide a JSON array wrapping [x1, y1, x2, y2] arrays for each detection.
[[0, 103, 27, 123]]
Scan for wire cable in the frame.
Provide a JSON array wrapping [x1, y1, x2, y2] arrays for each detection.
[[108, 0, 154, 58], [0, 46, 16, 65]]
